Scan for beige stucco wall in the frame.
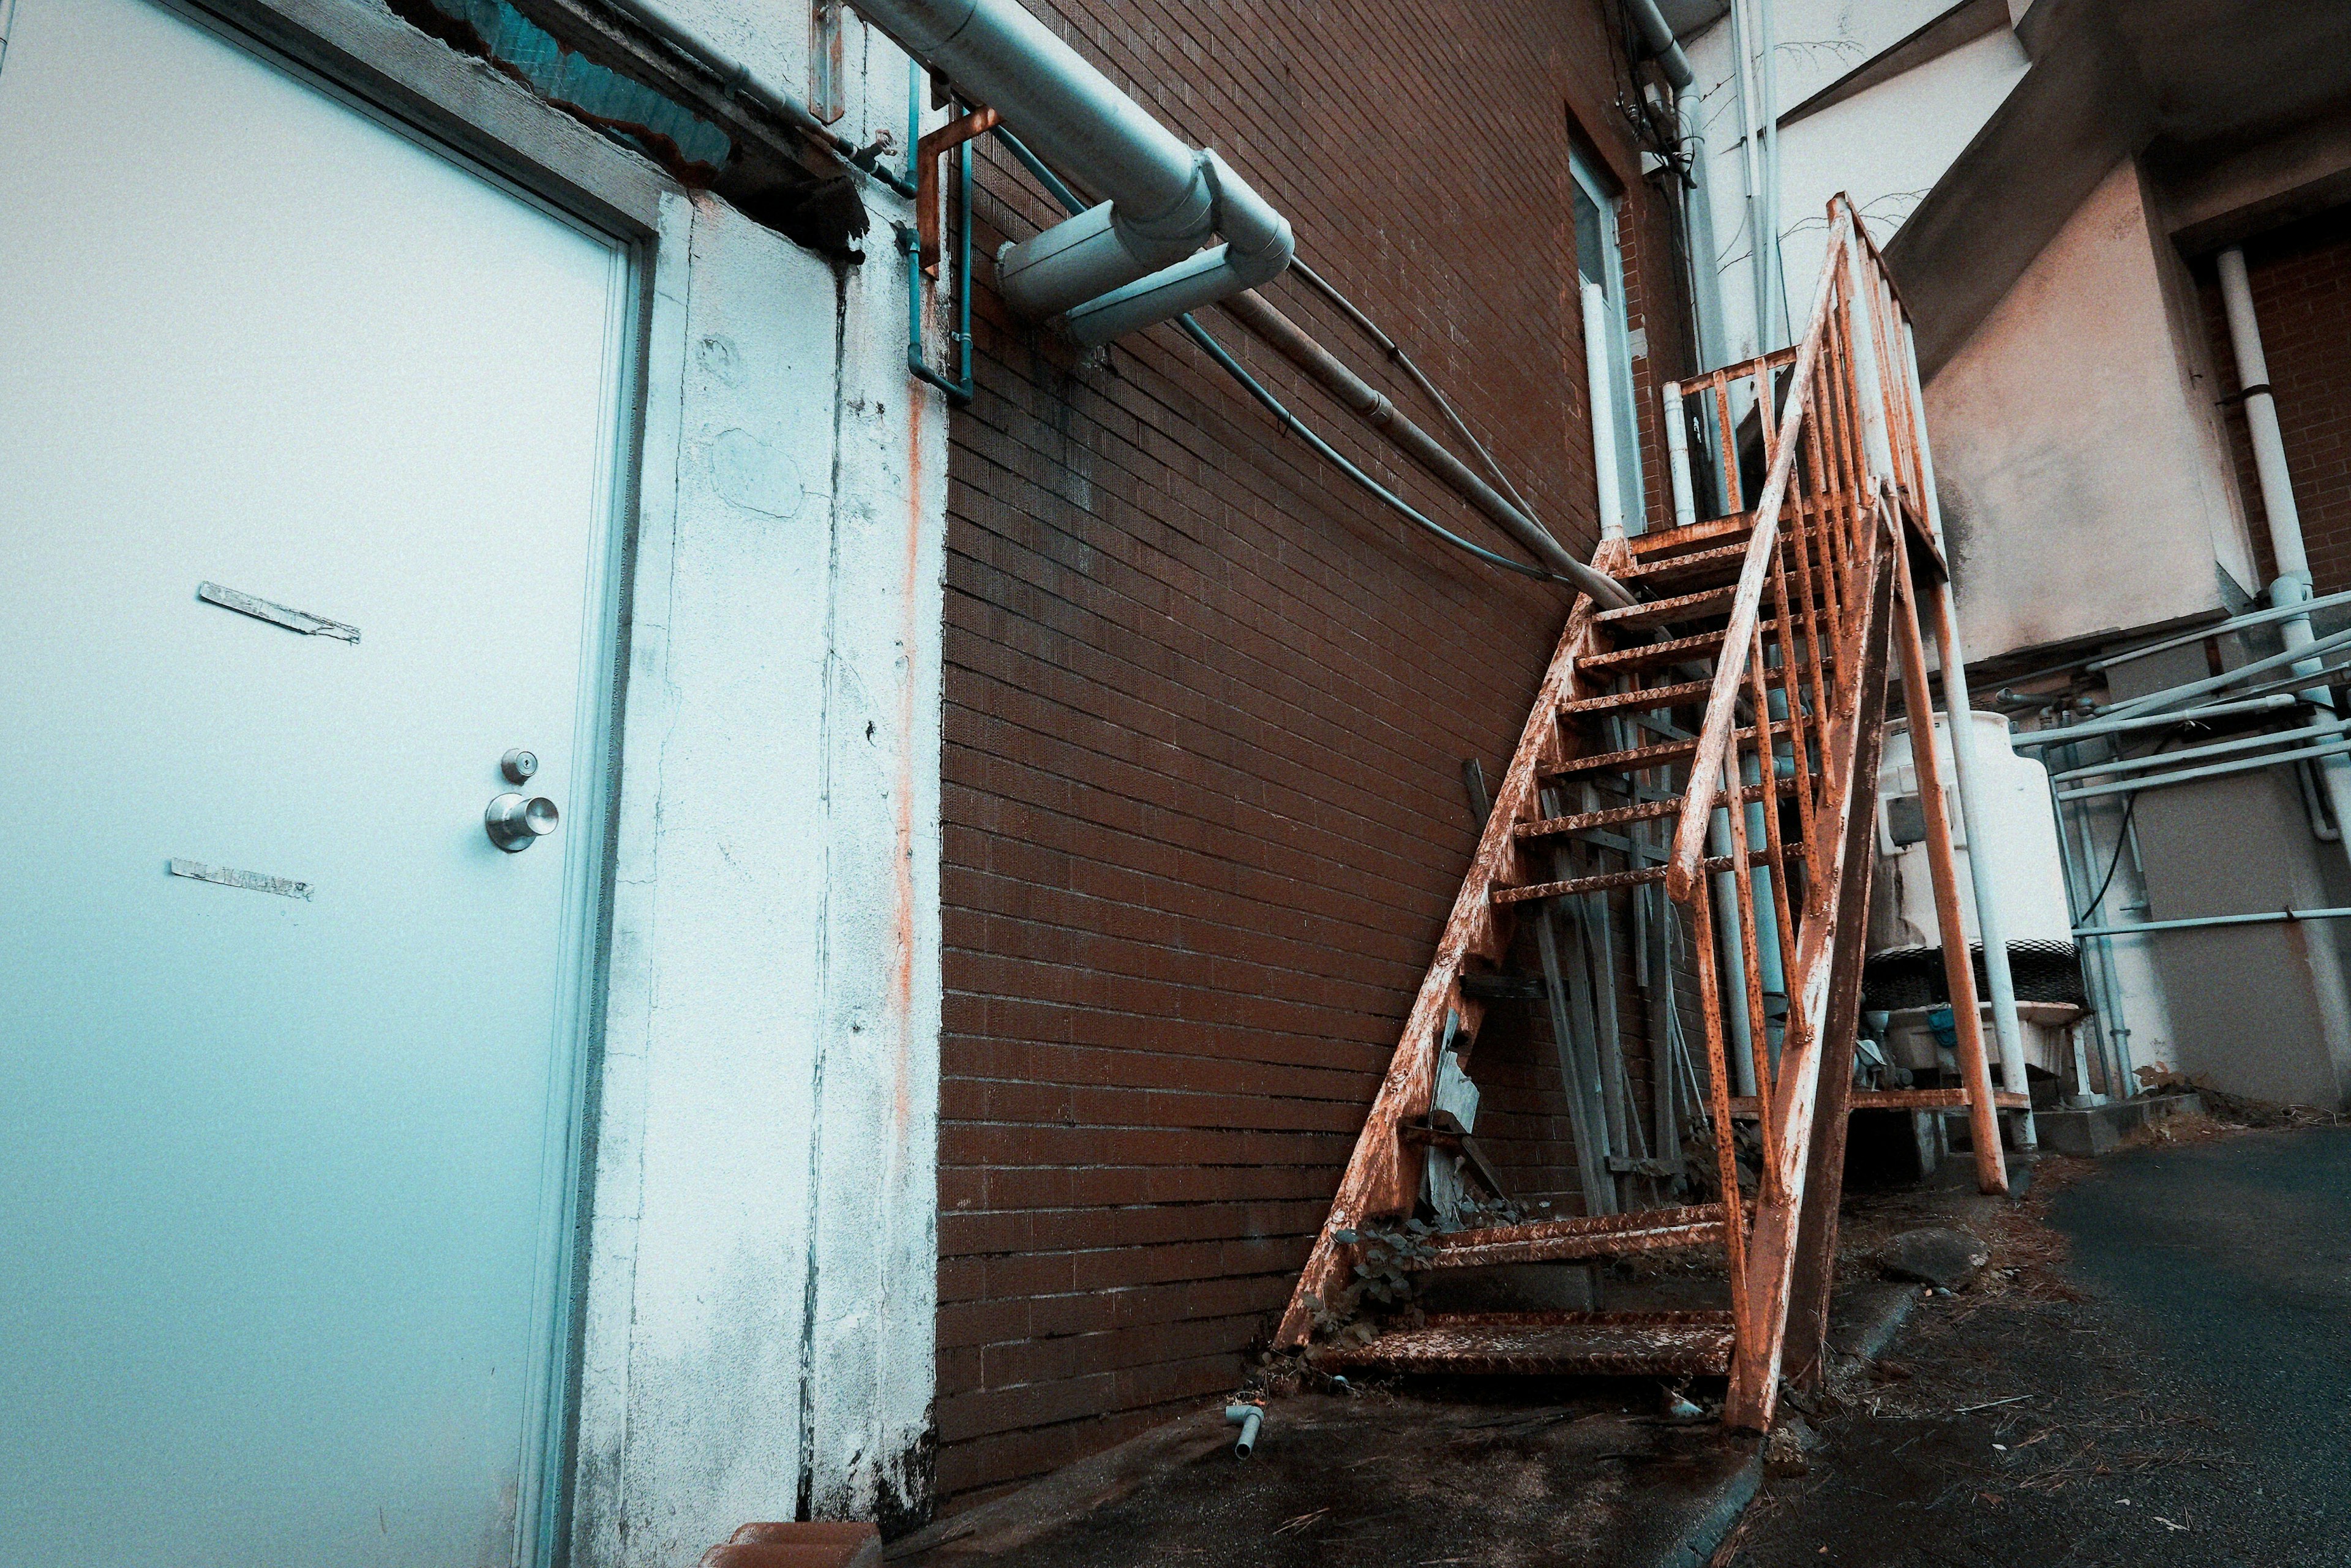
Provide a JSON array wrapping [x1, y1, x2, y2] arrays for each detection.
[[1927, 159, 2260, 660]]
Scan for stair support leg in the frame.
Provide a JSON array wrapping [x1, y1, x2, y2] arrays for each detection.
[[1889, 535, 2008, 1196], [1723, 550, 1897, 1429], [1779, 612, 1895, 1389]]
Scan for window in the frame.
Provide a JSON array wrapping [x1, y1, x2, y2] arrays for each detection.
[[1570, 149, 1646, 537]]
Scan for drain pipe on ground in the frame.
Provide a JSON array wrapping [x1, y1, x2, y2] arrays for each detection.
[[2216, 246, 2351, 855], [1225, 1403, 1262, 1458]]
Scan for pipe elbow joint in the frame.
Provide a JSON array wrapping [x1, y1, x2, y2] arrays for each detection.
[[1108, 150, 1216, 263], [1200, 149, 1292, 285]]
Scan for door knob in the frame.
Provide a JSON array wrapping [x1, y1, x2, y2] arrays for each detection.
[[486, 792, 560, 852]]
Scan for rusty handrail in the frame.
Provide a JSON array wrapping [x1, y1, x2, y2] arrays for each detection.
[[1663, 205, 1859, 904]]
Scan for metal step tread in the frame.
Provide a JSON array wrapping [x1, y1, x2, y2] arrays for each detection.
[[1618, 539, 1751, 586], [1625, 513, 1755, 556], [1541, 726, 1759, 778], [1512, 778, 1797, 841], [1580, 629, 1730, 674], [1307, 1311, 1738, 1376], [1491, 846, 1778, 906], [1418, 1205, 1727, 1269], [1727, 1087, 2030, 1117], [1593, 583, 1738, 629], [1559, 662, 1818, 719]]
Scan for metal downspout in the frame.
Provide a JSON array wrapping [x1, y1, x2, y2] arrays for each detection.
[[1624, 0, 1728, 369], [2216, 247, 2351, 850], [1901, 323, 2034, 1146]]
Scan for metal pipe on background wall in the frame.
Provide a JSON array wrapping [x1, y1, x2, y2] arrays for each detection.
[[850, 0, 1292, 342], [1624, 0, 1727, 369], [1217, 290, 1633, 605], [2216, 246, 2351, 857]]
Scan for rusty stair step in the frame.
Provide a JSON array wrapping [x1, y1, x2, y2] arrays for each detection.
[[1491, 846, 1777, 906], [1616, 539, 1750, 588], [1416, 1205, 1727, 1269], [1306, 1310, 1738, 1377], [1726, 1087, 2029, 1117], [1625, 512, 1755, 556], [1558, 663, 1818, 719], [1540, 726, 1759, 778], [1580, 628, 1730, 675], [1510, 777, 1800, 841], [1558, 677, 1717, 716], [1593, 583, 1739, 629]]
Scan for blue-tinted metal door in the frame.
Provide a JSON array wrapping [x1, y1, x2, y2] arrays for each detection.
[[0, 1, 629, 1562]]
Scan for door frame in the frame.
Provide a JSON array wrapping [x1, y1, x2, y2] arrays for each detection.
[[126, 2, 684, 1560]]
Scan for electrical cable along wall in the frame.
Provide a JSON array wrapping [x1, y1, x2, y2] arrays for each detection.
[[923, 0, 1695, 1503]]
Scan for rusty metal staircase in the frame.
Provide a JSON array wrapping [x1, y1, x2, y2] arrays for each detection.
[[1275, 198, 2020, 1429]]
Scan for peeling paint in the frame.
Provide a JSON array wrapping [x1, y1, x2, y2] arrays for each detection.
[[569, 62, 942, 1556]]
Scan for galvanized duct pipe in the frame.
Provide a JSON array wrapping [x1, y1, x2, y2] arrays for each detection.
[[1217, 291, 1633, 606], [850, 0, 1291, 344], [2216, 246, 2351, 855], [1625, 0, 1728, 369]]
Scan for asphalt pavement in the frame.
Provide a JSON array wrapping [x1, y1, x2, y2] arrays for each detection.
[[1725, 1124, 2351, 1567]]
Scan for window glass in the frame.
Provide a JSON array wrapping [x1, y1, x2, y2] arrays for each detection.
[[1570, 151, 1646, 535]]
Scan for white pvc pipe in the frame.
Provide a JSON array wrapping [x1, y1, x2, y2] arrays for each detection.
[[1730, 0, 1769, 358], [1662, 380, 1699, 528], [1583, 279, 1626, 540], [2216, 246, 2351, 855], [1623, 0, 1728, 369], [1758, 0, 1782, 350], [1903, 323, 2034, 1144]]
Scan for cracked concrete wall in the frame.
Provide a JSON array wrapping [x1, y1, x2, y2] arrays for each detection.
[[568, 6, 944, 1561]]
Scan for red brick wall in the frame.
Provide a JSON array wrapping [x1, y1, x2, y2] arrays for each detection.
[[937, 0, 1692, 1506], [2198, 203, 2351, 593]]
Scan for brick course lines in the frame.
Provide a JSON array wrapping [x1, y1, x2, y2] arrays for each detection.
[[936, 0, 1689, 1509]]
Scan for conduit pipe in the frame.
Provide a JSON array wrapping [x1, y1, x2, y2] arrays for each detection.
[[1217, 289, 1635, 607], [1625, 0, 1728, 368], [850, 0, 1291, 344], [2216, 245, 2351, 861], [2011, 694, 2299, 751], [994, 122, 1578, 588]]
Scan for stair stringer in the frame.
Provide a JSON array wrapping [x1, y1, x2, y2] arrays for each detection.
[[1272, 538, 1632, 1351], [1721, 522, 1899, 1429]]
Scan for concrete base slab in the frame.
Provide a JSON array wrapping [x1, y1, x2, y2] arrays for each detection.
[[2034, 1092, 2203, 1156]]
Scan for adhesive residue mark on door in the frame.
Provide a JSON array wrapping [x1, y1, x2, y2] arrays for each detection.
[[168, 858, 314, 901]]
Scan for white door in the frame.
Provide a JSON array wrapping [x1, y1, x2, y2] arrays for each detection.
[[0, 1, 631, 1562]]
